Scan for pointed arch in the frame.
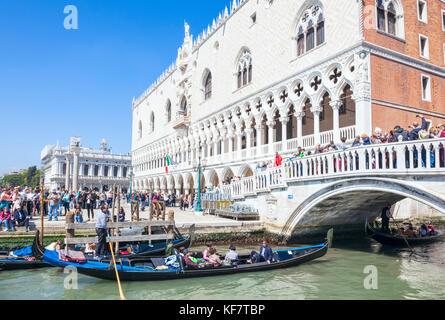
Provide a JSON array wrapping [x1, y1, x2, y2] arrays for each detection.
[[202, 68, 212, 101], [235, 47, 252, 89], [165, 99, 172, 123], [292, 0, 325, 57]]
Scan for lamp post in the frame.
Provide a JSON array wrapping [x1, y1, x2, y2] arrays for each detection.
[[194, 146, 206, 213]]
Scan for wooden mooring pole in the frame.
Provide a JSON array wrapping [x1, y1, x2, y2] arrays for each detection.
[[65, 212, 75, 250], [39, 177, 45, 246]]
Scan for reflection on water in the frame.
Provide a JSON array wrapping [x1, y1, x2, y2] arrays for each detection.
[[1, 237, 444, 300]]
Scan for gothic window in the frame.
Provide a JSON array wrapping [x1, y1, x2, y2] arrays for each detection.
[[339, 84, 356, 128], [138, 121, 142, 139], [316, 21, 325, 45], [296, 4, 325, 57], [113, 166, 118, 177], [306, 25, 315, 51], [236, 49, 252, 89], [375, 0, 404, 38], [150, 112, 155, 133], [204, 72, 212, 100], [104, 166, 109, 177], [94, 165, 99, 177], [180, 96, 187, 115], [297, 31, 305, 56], [166, 101, 172, 123], [83, 165, 89, 176]]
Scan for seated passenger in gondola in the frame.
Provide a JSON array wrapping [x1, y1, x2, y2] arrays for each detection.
[[419, 224, 428, 237], [405, 224, 417, 238], [427, 222, 436, 236], [183, 250, 202, 269], [249, 240, 273, 265], [203, 242, 213, 262], [207, 247, 222, 266], [224, 245, 238, 265]]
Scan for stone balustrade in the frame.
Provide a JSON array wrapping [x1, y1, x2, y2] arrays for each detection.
[[223, 138, 445, 200]]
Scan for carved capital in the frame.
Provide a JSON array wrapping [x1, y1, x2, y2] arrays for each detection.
[[295, 111, 306, 121], [310, 106, 323, 115], [329, 100, 342, 111]]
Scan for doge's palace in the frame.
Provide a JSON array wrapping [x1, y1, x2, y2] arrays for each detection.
[[131, 0, 445, 196]]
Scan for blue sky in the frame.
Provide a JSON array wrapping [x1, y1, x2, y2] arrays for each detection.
[[0, 0, 230, 175]]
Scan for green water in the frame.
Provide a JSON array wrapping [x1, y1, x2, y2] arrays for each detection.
[[1, 237, 444, 300]]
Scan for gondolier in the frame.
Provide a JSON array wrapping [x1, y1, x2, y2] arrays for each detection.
[[95, 204, 111, 259], [381, 205, 392, 233]]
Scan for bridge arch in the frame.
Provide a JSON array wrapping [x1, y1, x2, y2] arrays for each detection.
[[282, 177, 445, 238]]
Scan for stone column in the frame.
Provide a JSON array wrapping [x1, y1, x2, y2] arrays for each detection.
[[255, 123, 263, 150], [72, 149, 80, 191], [236, 129, 243, 159], [228, 134, 234, 155], [267, 121, 276, 155], [65, 154, 72, 191], [296, 112, 304, 147], [245, 128, 252, 158], [354, 51, 372, 137], [280, 117, 288, 152], [311, 106, 322, 146], [330, 100, 341, 143]]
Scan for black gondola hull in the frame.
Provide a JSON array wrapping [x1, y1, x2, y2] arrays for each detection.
[[0, 260, 49, 271], [366, 222, 443, 246], [75, 243, 329, 282]]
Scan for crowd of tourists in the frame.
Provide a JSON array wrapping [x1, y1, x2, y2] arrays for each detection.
[[130, 191, 195, 212], [287, 115, 444, 159], [0, 187, 127, 231]]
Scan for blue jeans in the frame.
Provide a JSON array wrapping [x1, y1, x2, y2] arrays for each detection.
[[0, 219, 12, 230], [75, 214, 83, 223], [49, 205, 58, 221]]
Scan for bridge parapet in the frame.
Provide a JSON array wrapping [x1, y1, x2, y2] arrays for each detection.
[[224, 139, 445, 200]]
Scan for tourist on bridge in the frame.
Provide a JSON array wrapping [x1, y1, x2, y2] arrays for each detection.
[[274, 152, 283, 167], [381, 205, 392, 233], [249, 240, 273, 265], [408, 115, 427, 141], [95, 204, 111, 259], [393, 125, 409, 142]]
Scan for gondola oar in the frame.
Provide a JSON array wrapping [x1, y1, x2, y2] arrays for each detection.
[[108, 239, 127, 300], [390, 217, 416, 256]]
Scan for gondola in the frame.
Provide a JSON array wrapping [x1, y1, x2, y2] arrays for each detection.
[[41, 229, 333, 282], [0, 231, 49, 271], [365, 220, 443, 246], [1, 225, 195, 271]]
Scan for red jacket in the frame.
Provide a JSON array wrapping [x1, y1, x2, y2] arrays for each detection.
[[274, 154, 283, 167]]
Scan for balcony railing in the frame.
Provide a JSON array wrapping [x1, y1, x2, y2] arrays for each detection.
[[172, 110, 191, 129], [222, 138, 445, 200]]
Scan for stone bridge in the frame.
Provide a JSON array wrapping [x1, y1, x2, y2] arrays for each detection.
[[222, 139, 445, 240]]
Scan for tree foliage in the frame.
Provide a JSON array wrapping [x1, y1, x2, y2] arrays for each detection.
[[0, 166, 42, 189]]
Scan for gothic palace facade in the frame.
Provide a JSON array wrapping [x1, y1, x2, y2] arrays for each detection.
[[132, 0, 445, 195]]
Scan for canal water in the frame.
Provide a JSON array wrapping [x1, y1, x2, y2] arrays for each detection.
[[1, 236, 444, 300]]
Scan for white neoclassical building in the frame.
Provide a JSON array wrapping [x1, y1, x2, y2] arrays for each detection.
[[131, 0, 444, 196], [41, 138, 131, 192]]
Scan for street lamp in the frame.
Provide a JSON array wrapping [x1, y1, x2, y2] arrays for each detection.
[[194, 146, 206, 212]]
